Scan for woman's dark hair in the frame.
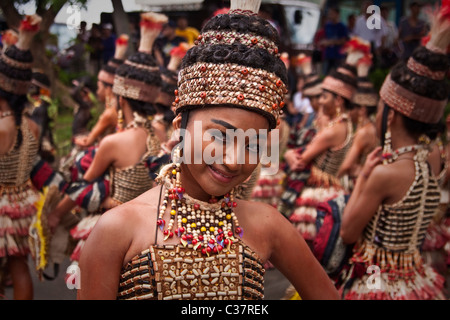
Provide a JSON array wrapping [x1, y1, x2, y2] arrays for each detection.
[[125, 97, 156, 117], [366, 106, 377, 117], [390, 47, 450, 101], [115, 52, 162, 87], [324, 89, 354, 111], [160, 68, 178, 96], [383, 103, 441, 141], [326, 65, 357, 111], [101, 58, 124, 82], [0, 88, 28, 148], [100, 80, 113, 88], [154, 102, 175, 124]]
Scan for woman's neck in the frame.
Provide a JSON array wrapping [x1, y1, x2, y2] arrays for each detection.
[[179, 163, 213, 202], [122, 104, 134, 126], [390, 129, 418, 151], [0, 99, 11, 113]]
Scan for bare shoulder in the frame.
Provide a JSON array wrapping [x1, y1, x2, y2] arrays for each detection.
[[103, 185, 164, 263], [236, 200, 292, 241]]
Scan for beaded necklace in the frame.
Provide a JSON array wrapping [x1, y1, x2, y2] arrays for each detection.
[[0, 111, 12, 118], [156, 148, 243, 256], [326, 112, 348, 129], [382, 144, 424, 164]]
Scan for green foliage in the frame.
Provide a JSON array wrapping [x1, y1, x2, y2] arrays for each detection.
[[53, 107, 74, 157], [368, 68, 390, 92]]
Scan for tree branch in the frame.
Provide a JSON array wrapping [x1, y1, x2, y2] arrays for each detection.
[[0, 0, 22, 29]]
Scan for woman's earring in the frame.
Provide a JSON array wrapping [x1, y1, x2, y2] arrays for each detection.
[[117, 109, 124, 132], [382, 129, 393, 164]]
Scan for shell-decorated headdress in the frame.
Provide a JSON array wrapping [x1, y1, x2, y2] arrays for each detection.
[[173, 0, 288, 129]]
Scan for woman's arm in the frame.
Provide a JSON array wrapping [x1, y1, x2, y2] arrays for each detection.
[[77, 207, 131, 299], [291, 126, 337, 170], [340, 147, 387, 244], [75, 108, 117, 147], [337, 131, 365, 178], [83, 136, 116, 182], [269, 208, 339, 299]]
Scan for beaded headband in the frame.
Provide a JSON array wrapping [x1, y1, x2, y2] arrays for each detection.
[[174, 1, 287, 129], [174, 62, 287, 128], [321, 76, 355, 101], [0, 71, 30, 95], [353, 80, 378, 107], [196, 30, 279, 56], [113, 75, 161, 104], [97, 69, 115, 86], [406, 57, 446, 81], [380, 74, 446, 124], [303, 74, 322, 97]]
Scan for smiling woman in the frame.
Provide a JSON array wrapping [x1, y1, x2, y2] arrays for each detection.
[[77, 0, 339, 301]]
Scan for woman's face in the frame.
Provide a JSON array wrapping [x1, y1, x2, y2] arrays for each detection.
[[318, 91, 336, 117], [180, 107, 269, 200], [308, 95, 321, 112], [96, 80, 106, 103]]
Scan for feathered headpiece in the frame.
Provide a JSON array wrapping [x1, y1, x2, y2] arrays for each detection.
[[0, 14, 41, 96], [113, 13, 166, 104], [98, 34, 129, 86]]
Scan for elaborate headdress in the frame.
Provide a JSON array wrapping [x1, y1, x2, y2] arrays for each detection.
[[160, 42, 189, 101], [0, 15, 41, 96], [173, 0, 288, 129], [379, 3, 450, 124], [1, 29, 19, 52], [352, 54, 378, 107], [321, 36, 370, 101], [98, 34, 129, 86], [297, 53, 322, 98], [112, 12, 166, 104]]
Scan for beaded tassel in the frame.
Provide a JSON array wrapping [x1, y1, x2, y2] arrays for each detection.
[[157, 148, 243, 255]]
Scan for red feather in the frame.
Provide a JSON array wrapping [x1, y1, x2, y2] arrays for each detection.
[[140, 20, 163, 30], [20, 16, 40, 32], [441, 0, 450, 20], [116, 36, 129, 46]]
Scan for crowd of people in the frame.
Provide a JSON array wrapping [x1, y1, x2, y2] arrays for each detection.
[[0, 0, 449, 301], [314, 1, 430, 74]]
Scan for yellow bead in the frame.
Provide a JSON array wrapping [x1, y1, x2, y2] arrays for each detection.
[[218, 221, 224, 226], [182, 218, 187, 223], [201, 226, 206, 232], [226, 214, 232, 220], [170, 210, 176, 216], [172, 169, 177, 175], [191, 223, 197, 228], [209, 226, 215, 232]]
